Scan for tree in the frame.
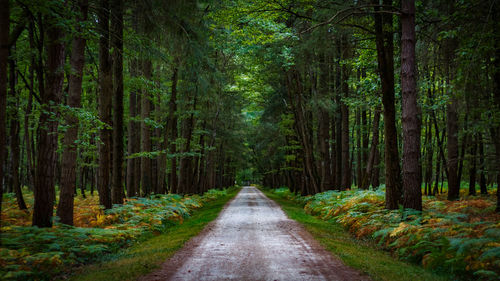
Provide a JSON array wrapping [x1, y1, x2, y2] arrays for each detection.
[[373, 0, 402, 209], [401, 0, 421, 211], [111, 0, 124, 204], [0, 0, 9, 231], [33, 8, 66, 227], [57, 0, 89, 225], [97, 0, 113, 209]]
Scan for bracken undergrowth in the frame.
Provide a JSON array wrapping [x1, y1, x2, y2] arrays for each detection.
[[0, 188, 232, 280], [270, 187, 500, 281]]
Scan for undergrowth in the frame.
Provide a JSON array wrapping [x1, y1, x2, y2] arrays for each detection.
[[0, 188, 234, 280], [270, 187, 500, 281]]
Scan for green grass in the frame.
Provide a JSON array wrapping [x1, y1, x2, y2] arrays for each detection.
[[262, 189, 452, 281], [68, 188, 239, 281]]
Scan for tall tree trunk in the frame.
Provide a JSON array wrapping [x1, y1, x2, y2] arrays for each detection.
[[491, 11, 500, 211], [178, 93, 196, 194], [340, 39, 350, 190], [356, 110, 362, 187], [329, 117, 337, 190], [25, 22, 36, 190], [318, 52, 332, 191], [126, 59, 139, 197], [372, 132, 381, 188], [468, 135, 477, 195], [0, 0, 9, 230], [141, 60, 152, 195], [97, 0, 113, 209], [362, 109, 369, 178], [446, 92, 459, 200], [361, 107, 381, 189], [286, 68, 319, 194], [457, 112, 468, 185], [8, 48, 26, 210], [401, 0, 421, 210], [373, 0, 402, 209], [33, 12, 66, 227], [157, 99, 167, 194], [168, 65, 179, 193], [478, 134, 487, 194], [111, 0, 124, 204], [57, 0, 88, 225]]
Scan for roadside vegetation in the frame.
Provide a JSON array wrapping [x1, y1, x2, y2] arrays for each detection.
[[0, 187, 239, 280], [264, 186, 499, 281]]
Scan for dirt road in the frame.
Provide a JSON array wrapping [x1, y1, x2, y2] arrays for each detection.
[[140, 186, 370, 281]]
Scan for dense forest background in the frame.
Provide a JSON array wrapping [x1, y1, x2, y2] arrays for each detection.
[[1, 0, 500, 279], [2, 0, 499, 225]]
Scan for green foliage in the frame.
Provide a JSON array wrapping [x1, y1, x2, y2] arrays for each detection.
[[270, 187, 500, 280], [0, 188, 234, 280], [263, 188, 450, 281]]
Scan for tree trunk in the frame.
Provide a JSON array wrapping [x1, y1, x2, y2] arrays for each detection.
[[97, 0, 113, 209], [8, 48, 26, 210], [168, 65, 179, 193], [468, 135, 477, 195], [318, 52, 332, 191], [178, 93, 196, 194], [478, 134, 487, 194], [446, 96, 459, 200], [340, 51, 350, 190], [361, 107, 381, 189], [0, 0, 9, 230], [356, 110, 362, 187], [362, 109, 369, 178], [141, 60, 152, 195], [25, 22, 36, 190], [373, 0, 402, 209], [111, 0, 124, 204], [286, 68, 319, 194], [57, 0, 88, 225], [401, 0, 421, 210], [33, 12, 66, 227], [492, 13, 500, 211], [126, 59, 139, 197]]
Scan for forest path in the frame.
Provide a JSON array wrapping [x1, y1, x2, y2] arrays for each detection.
[[139, 186, 370, 281]]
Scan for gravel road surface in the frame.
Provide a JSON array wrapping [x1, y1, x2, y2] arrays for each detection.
[[140, 186, 370, 281]]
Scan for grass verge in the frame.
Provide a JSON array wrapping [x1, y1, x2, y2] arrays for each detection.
[[68, 187, 240, 281], [262, 189, 451, 281]]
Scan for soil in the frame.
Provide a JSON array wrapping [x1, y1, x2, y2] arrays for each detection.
[[139, 186, 371, 281]]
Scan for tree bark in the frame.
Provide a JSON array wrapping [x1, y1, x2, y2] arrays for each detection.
[[8, 48, 27, 210], [373, 0, 402, 209], [33, 12, 66, 227], [340, 40, 351, 190], [178, 93, 196, 194], [97, 0, 113, 209], [111, 0, 124, 204], [0, 0, 9, 230], [478, 134, 487, 194], [141, 60, 152, 195], [361, 107, 381, 189], [126, 59, 139, 197], [168, 65, 179, 193], [318, 52, 332, 191], [468, 135, 477, 195], [446, 94, 459, 200], [286, 68, 319, 194], [401, 0, 422, 210], [57, 0, 88, 225]]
